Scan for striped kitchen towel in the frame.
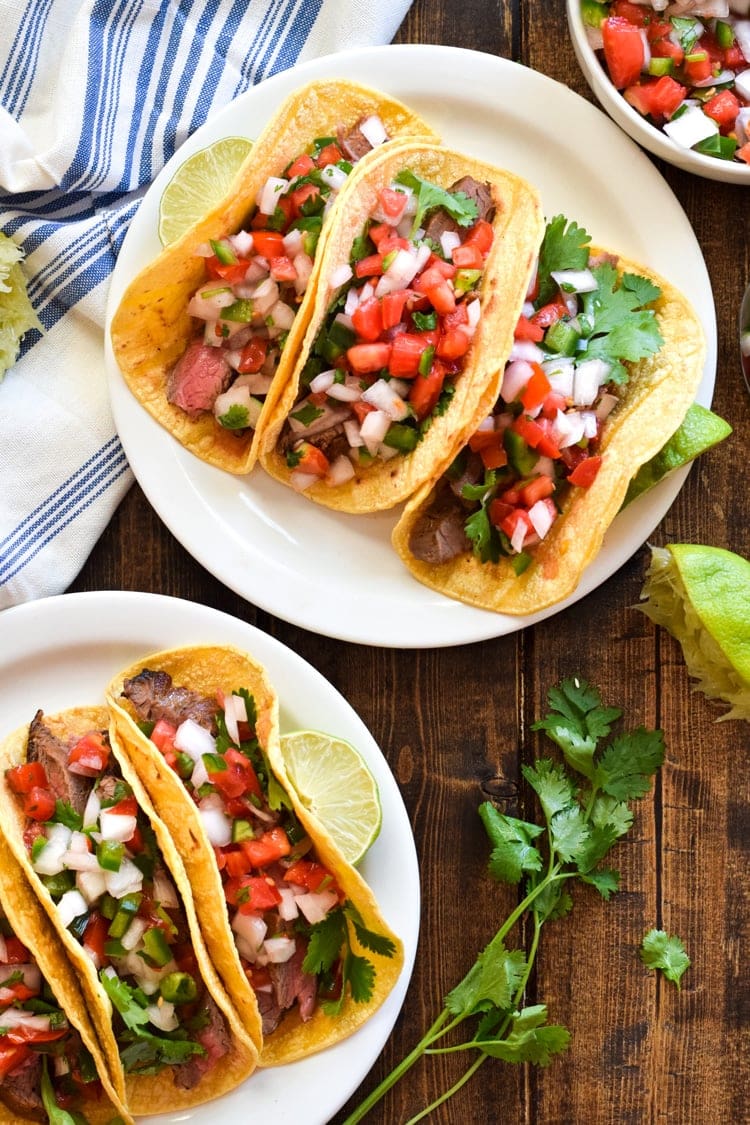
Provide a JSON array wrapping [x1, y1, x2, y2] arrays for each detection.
[[0, 0, 413, 609]]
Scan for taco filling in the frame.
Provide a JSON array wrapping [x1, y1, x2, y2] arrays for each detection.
[[168, 118, 395, 436], [5, 713, 232, 1092], [406, 214, 669, 572], [274, 170, 496, 490], [118, 668, 396, 1038]]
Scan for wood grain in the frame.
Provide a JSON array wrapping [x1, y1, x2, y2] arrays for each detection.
[[71, 1, 749, 1121]]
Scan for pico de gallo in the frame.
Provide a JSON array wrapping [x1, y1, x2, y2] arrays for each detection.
[[0, 901, 106, 1122], [275, 169, 495, 491], [6, 714, 231, 1088], [119, 669, 396, 1035], [408, 214, 665, 572], [582, 0, 750, 163], [168, 115, 393, 432]]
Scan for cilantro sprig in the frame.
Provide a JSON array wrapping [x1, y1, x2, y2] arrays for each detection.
[[394, 170, 479, 236], [304, 902, 396, 1015], [344, 677, 665, 1124], [640, 928, 690, 989]]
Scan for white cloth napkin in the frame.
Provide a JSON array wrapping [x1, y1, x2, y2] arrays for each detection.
[[0, 0, 413, 609]]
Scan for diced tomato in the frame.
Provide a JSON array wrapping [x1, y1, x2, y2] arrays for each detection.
[[0, 982, 36, 1007], [500, 508, 533, 546], [512, 414, 561, 459], [354, 253, 385, 279], [294, 441, 330, 477], [649, 35, 683, 65], [5, 762, 48, 795], [611, 0, 647, 25], [368, 222, 393, 248], [288, 183, 321, 217], [645, 20, 673, 44], [515, 314, 544, 342], [624, 75, 684, 120], [487, 498, 513, 530], [409, 361, 447, 420], [230, 874, 283, 913], [464, 218, 494, 254], [347, 342, 392, 373], [1, 936, 31, 965], [683, 53, 712, 83], [269, 255, 297, 282], [703, 89, 741, 132], [519, 364, 551, 412], [107, 796, 138, 817], [451, 242, 484, 269], [442, 303, 469, 330], [150, 718, 177, 754], [0, 1043, 31, 1080], [468, 429, 508, 470], [388, 332, 429, 377], [426, 254, 457, 279], [224, 748, 263, 800], [308, 390, 328, 407], [252, 194, 294, 230], [601, 17, 646, 89], [352, 297, 383, 342], [240, 826, 291, 869], [424, 279, 456, 316], [381, 289, 408, 329], [82, 913, 109, 968], [315, 142, 343, 168], [236, 337, 268, 374], [724, 45, 747, 69], [351, 399, 377, 423], [6, 1020, 68, 1046], [540, 391, 569, 419], [283, 858, 337, 894], [520, 474, 556, 507], [205, 257, 250, 284], [436, 327, 471, 360], [251, 231, 285, 258], [531, 298, 569, 329], [568, 455, 603, 488], [68, 731, 110, 777], [223, 849, 251, 878], [247, 964, 272, 989], [125, 824, 145, 854], [286, 152, 315, 179], [378, 187, 408, 221], [24, 787, 56, 822], [738, 141, 750, 165]]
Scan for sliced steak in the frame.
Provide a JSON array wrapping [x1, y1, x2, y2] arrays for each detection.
[[337, 118, 375, 162], [167, 339, 232, 420], [26, 711, 92, 815], [0, 1051, 44, 1120], [408, 481, 471, 565], [174, 994, 230, 1090], [423, 175, 494, 243], [256, 987, 283, 1036], [309, 423, 350, 462], [268, 941, 317, 1022], [120, 670, 218, 733]]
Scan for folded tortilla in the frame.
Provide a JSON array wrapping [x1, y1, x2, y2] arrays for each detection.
[[109, 79, 438, 474], [0, 707, 258, 1115], [105, 644, 404, 1066], [392, 253, 706, 615], [259, 140, 544, 512], [0, 832, 129, 1124]]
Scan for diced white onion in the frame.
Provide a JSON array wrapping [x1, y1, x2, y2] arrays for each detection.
[[511, 518, 528, 554], [551, 268, 597, 293], [57, 889, 88, 929], [120, 916, 149, 952], [551, 409, 587, 449], [175, 719, 216, 762], [258, 176, 289, 215], [289, 470, 320, 493], [440, 230, 461, 258], [692, 68, 735, 88], [295, 889, 339, 925], [82, 789, 101, 830], [99, 809, 138, 844], [262, 936, 297, 963], [320, 163, 349, 191], [326, 454, 356, 486], [344, 419, 364, 448], [231, 911, 267, 961], [510, 339, 544, 363], [736, 66, 750, 102], [33, 824, 72, 877], [573, 358, 610, 406], [77, 867, 108, 906], [385, 248, 420, 287], [466, 299, 481, 335], [500, 359, 533, 403], [277, 886, 299, 921], [105, 857, 144, 900], [581, 411, 599, 440], [359, 408, 391, 454], [152, 868, 179, 910], [146, 999, 178, 1032], [542, 358, 575, 398], [0, 1010, 53, 1033], [267, 299, 295, 333], [663, 105, 718, 149], [309, 369, 336, 394], [330, 262, 353, 290], [0, 964, 41, 993], [62, 849, 100, 873], [362, 378, 409, 420], [198, 796, 233, 847], [222, 692, 247, 747], [229, 230, 254, 257], [734, 22, 750, 64], [359, 114, 388, 147], [528, 499, 555, 540], [250, 277, 279, 317], [188, 287, 235, 321]]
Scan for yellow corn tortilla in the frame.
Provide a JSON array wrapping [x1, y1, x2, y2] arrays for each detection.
[[109, 79, 438, 474], [259, 141, 544, 512], [0, 831, 129, 1124], [104, 644, 404, 1066], [0, 707, 258, 1115], [392, 253, 706, 616]]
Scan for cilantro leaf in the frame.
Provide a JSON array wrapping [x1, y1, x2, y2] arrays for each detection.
[[522, 760, 577, 821], [529, 881, 573, 922], [479, 802, 543, 884], [595, 727, 665, 801], [99, 970, 150, 1032], [549, 805, 590, 864], [536, 215, 591, 306], [304, 909, 347, 976], [589, 793, 634, 838], [464, 503, 500, 564], [41, 1057, 80, 1125], [477, 1005, 571, 1065], [574, 823, 620, 874], [532, 678, 621, 780], [346, 902, 397, 959], [580, 868, 620, 900], [346, 952, 377, 1004], [217, 403, 251, 430], [640, 929, 690, 988], [394, 169, 479, 235], [445, 937, 527, 1018], [580, 264, 664, 383]]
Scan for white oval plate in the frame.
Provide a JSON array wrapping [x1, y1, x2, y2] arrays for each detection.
[[105, 45, 717, 648], [0, 590, 419, 1123]]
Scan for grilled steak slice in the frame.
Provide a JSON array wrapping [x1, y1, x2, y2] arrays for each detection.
[[309, 423, 350, 462], [256, 987, 283, 1036], [167, 339, 232, 420], [268, 941, 317, 1022], [408, 480, 471, 565], [424, 175, 494, 243], [337, 118, 376, 162], [0, 1051, 44, 1120], [120, 670, 218, 733], [174, 994, 230, 1090], [26, 711, 92, 815]]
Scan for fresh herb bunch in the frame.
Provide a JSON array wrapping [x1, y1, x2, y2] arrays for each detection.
[[344, 677, 665, 1124]]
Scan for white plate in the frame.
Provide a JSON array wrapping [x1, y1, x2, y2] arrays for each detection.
[[105, 45, 717, 648], [0, 591, 419, 1124], [567, 0, 750, 185]]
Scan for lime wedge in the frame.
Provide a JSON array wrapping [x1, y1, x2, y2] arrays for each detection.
[[0, 233, 42, 380], [623, 403, 732, 507], [640, 544, 750, 721], [279, 731, 382, 865], [157, 136, 253, 246]]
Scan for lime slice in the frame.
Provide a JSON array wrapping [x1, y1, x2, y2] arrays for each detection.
[[640, 544, 750, 721], [623, 403, 732, 507], [158, 136, 253, 246], [278, 731, 382, 865]]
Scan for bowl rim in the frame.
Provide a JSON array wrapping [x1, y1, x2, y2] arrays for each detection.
[[566, 0, 750, 185]]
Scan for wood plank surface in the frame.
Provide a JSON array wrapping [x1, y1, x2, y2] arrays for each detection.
[[71, 1, 749, 1121]]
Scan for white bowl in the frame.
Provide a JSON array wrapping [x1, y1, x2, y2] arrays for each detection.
[[566, 0, 750, 184]]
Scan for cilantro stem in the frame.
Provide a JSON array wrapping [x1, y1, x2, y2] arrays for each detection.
[[404, 1052, 487, 1124]]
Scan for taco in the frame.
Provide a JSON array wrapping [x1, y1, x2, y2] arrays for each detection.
[[391, 215, 707, 615], [104, 645, 403, 1065], [258, 140, 544, 512], [0, 707, 258, 1115], [109, 79, 438, 474], [0, 832, 128, 1124]]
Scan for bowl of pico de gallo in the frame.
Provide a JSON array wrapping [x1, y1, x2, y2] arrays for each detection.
[[567, 0, 750, 183]]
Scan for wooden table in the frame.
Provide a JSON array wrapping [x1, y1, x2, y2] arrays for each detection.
[[72, 2, 749, 1121]]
